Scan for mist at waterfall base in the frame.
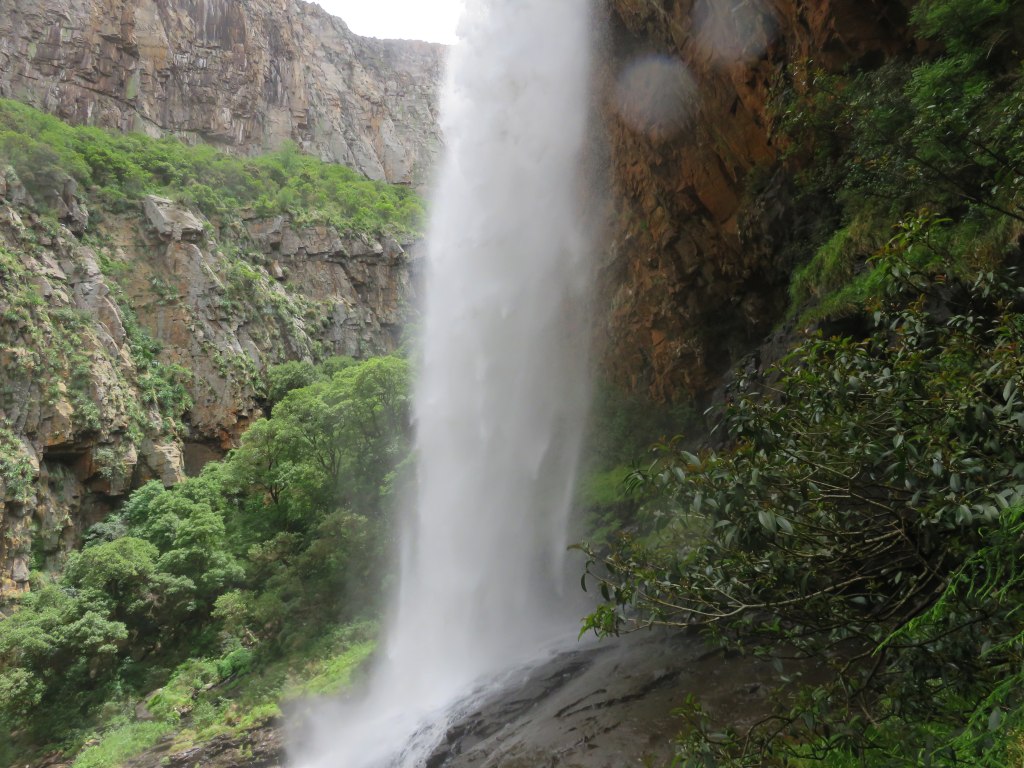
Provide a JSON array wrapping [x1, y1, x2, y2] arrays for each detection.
[[291, 0, 596, 765]]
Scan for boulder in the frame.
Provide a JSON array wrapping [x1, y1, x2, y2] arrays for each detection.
[[143, 196, 206, 242], [140, 440, 186, 487]]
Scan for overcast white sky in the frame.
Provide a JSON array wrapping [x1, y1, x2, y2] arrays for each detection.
[[313, 0, 465, 44]]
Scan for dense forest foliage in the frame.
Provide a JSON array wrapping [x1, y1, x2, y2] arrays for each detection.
[[0, 354, 410, 766], [583, 0, 1024, 764]]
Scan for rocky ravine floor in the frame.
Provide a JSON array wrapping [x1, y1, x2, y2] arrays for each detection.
[[428, 631, 779, 768], [110, 631, 781, 768]]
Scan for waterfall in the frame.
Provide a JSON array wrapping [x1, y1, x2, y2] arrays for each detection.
[[296, 0, 596, 763]]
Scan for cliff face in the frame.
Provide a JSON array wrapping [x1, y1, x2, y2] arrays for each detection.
[[0, 172, 416, 597], [0, 0, 444, 185], [0, 0, 918, 404], [0, 0, 920, 594], [600, 0, 913, 401], [0, 0, 440, 597]]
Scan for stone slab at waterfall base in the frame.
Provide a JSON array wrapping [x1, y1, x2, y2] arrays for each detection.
[[431, 631, 779, 768]]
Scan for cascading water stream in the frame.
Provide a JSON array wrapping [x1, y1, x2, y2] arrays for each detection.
[[296, 0, 595, 764]]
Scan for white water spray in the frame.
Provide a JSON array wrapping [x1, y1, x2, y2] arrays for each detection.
[[296, 0, 595, 764]]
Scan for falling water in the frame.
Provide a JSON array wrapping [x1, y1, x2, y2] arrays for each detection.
[[296, 0, 595, 764]]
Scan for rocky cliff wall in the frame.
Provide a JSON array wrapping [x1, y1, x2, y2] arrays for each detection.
[[0, 170, 416, 597], [0, 0, 917, 407], [600, 0, 913, 401], [0, 0, 921, 595], [0, 0, 444, 185]]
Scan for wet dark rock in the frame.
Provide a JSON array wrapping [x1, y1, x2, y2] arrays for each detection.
[[428, 631, 779, 768]]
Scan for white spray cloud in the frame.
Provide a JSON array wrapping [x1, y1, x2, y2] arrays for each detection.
[[613, 55, 698, 138], [692, 0, 779, 65]]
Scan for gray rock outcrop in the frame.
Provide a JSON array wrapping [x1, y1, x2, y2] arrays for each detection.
[[429, 632, 780, 767], [0, 0, 445, 185], [0, 184, 417, 598]]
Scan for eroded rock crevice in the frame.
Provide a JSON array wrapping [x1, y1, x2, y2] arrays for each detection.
[[600, 0, 915, 401]]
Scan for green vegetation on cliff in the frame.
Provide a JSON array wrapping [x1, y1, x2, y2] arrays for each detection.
[[0, 97, 421, 617], [0, 98, 425, 237], [779, 0, 1023, 323]]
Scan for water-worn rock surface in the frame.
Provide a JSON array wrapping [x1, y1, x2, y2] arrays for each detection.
[[431, 631, 778, 767], [0, 0, 444, 184]]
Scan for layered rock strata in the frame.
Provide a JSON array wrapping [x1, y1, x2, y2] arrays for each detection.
[[0, 0, 445, 185]]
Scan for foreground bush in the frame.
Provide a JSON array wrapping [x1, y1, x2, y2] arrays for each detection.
[[582, 228, 1024, 764]]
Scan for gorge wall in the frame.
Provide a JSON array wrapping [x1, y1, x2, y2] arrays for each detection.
[[0, 0, 918, 597], [0, 0, 920, 405], [0, 172, 417, 597], [0, 0, 444, 185], [0, 0, 439, 597], [599, 0, 913, 401]]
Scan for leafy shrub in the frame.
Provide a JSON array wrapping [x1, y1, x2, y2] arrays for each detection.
[[0, 427, 35, 504], [581, 237, 1024, 765], [265, 360, 320, 407], [216, 647, 254, 679]]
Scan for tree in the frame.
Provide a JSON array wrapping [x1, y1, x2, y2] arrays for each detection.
[[265, 360, 320, 408], [0, 584, 127, 735], [156, 502, 243, 600]]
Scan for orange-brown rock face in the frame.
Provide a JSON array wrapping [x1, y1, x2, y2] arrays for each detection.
[[0, 0, 444, 184], [600, 0, 912, 401]]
